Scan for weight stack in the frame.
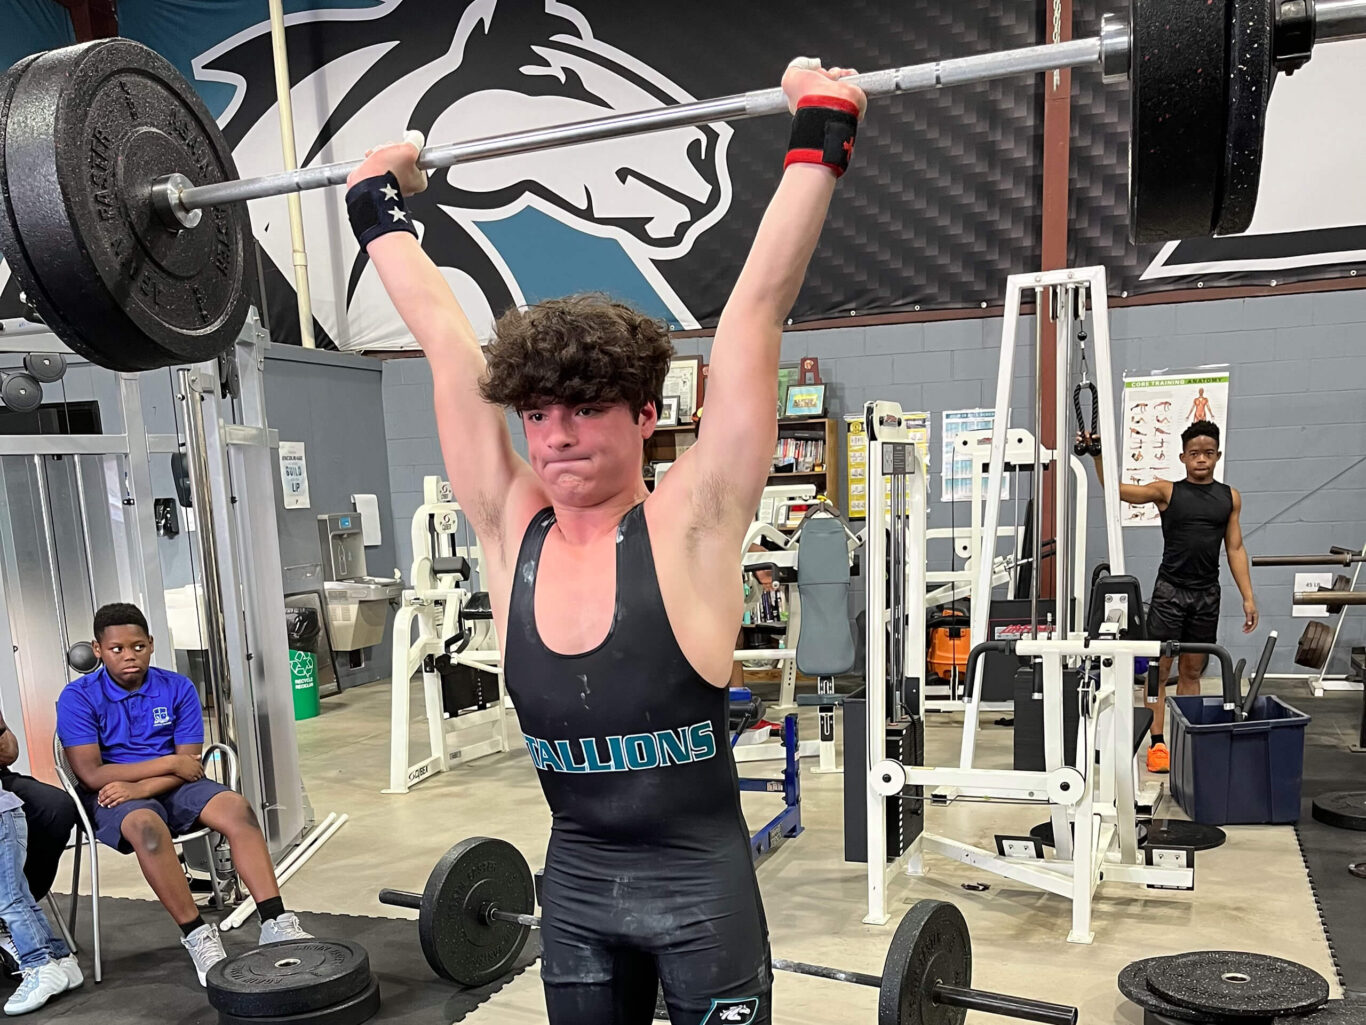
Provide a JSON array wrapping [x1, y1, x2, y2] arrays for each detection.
[[1012, 663, 1081, 771], [843, 689, 924, 863]]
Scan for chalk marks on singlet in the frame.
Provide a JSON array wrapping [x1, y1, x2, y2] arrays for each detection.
[[522, 721, 716, 773]]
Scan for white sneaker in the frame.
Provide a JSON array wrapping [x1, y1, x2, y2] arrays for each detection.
[[180, 923, 228, 986], [257, 911, 312, 945], [55, 955, 82, 990], [4, 962, 66, 1015]]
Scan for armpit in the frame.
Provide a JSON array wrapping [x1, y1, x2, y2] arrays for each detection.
[[686, 472, 734, 553]]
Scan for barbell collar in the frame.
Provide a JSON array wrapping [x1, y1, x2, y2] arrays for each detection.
[[1099, 13, 1132, 81], [1296, 590, 1366, 605], [172, 35, 1106, 215], [934, 983, 1079, 1025]]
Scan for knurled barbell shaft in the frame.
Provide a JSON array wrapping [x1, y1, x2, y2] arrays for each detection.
[[1254, 554, 1365, 566], [1295, 590, 1366, 606], [169, 34, 1113, 215]]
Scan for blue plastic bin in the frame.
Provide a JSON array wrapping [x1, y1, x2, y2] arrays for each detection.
[[1167, 695, 1311, 826]]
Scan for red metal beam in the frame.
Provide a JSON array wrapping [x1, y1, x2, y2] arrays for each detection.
[[53, 0, 118, 42], [1038, 0, 1073, 601]]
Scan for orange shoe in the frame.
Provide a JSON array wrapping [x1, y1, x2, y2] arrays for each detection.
[[1146, 742, 1170, 774]]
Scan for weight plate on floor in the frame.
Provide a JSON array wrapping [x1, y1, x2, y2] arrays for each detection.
[[1146, 951, 1328, 1018], [1311, 791, 1366, 831], [215, 975, 381, 1025], [207, 940, 371, 1018], [1119, 958, 1237, 1024], [21, 352, 65, 383], [1295, 622, 1333, 670], [0, 372, 41, 413], [1215, 0, 1274, 235], [1140, 819, 1227, 852], [1128, 0, 1231, 243], [3, 39, 251, 372], [877, 900, 971, 1025], [1275, 1002, 1366, 1025], [419, 836, 533, 987]]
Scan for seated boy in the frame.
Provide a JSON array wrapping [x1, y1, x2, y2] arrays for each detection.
[[56, 604, 311, 985]]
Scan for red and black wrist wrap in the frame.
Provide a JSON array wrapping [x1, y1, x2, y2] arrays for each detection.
[[346, 171, 419, 249], [784, 95, 860, 178]]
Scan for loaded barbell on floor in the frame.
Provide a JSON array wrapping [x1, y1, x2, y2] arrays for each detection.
[[2, 1, 1365, 373], [376, 837, 1079, 1025]]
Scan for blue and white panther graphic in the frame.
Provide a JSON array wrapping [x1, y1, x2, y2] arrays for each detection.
[[193, 0, 733, 350]]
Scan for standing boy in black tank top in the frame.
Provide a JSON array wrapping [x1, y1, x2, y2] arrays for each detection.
[[349, 62, 868, 1025], [1085, 420, 1257, 774]]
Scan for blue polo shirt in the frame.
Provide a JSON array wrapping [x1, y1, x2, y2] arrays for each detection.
[[56, 666, 204, 764]]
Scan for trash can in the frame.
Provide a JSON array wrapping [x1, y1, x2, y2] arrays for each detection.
[[1168, 694, 1311, 826], [285, 606, 322, 721]]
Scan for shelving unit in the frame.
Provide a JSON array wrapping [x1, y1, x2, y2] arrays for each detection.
[[644, 417, 839, 505]]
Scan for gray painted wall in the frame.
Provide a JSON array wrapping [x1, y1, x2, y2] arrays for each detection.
[[381, 289, 1366, 678], [263, 347, 399, 687]]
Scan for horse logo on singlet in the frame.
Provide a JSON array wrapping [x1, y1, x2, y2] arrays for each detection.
[[702, 998, 759, 1024], [522, 720, 716, 774]]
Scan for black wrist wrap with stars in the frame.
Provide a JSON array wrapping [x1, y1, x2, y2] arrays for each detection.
[[346, 171, 418, 250]]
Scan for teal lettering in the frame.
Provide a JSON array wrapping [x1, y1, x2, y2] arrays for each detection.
[[523, 735, 542, 769], [688, 721, 716, 762], [624, 733, 660, 770], [538, 739, 565, 772], [554, 740, 588, 773], [607, 735, 629, 771], [582, 738, 615, 772], [657, 728, 690, 766]]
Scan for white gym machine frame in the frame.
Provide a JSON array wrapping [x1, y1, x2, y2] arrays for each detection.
[[864, 267, 1189, 942], [384, 476, 507, 794]]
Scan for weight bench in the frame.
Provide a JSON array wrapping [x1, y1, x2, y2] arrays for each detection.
[[794, 513, 856, 773], [729, 689, 802, 862]]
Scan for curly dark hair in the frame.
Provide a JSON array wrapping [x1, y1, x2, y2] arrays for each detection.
[[1181, 420, 1220, 450], [479, 294, 674, 417], [93, 602, 149, 641]]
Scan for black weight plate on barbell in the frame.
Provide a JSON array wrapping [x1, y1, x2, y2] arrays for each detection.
[[1146, 951, 1329, 1018], [877, 900, 971, 1025], [1119, 958, 1235, 1024], [1325, 575, 1353, 615], [1, 54, 83, 351], [419, 836, 533, 987], [1295, 621, 1333, 670], [1311, 791, 1366, 831], [1276, 1002, 1366, 1025], [4, 39, 251, 372], [207, 939, 371, 1018], [215, 975, 380, 1025], [1128, 0, 1231, 243], [0, 372, 41, 413], [1215, 0, 1275, 236], [21, 352, 65, 383]]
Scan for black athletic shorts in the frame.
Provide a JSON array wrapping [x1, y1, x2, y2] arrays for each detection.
[[1146, 577, 1221, 644]]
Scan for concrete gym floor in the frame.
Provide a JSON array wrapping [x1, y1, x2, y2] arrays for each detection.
[[74, 676, 1338, 1024]]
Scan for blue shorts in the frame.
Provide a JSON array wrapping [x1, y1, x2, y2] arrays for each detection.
[[81, 778, 232, 854]]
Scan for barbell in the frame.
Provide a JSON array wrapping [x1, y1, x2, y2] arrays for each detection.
[[376, 837, 1079, 1025], [2, 0, 1365, 374]]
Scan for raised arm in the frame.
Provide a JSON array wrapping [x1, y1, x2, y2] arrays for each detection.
[[346, 136, 538, 556], [1225, 489, 1258, 632], [1087, 436, 1172, 508], [663, 63, 866, 528]]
